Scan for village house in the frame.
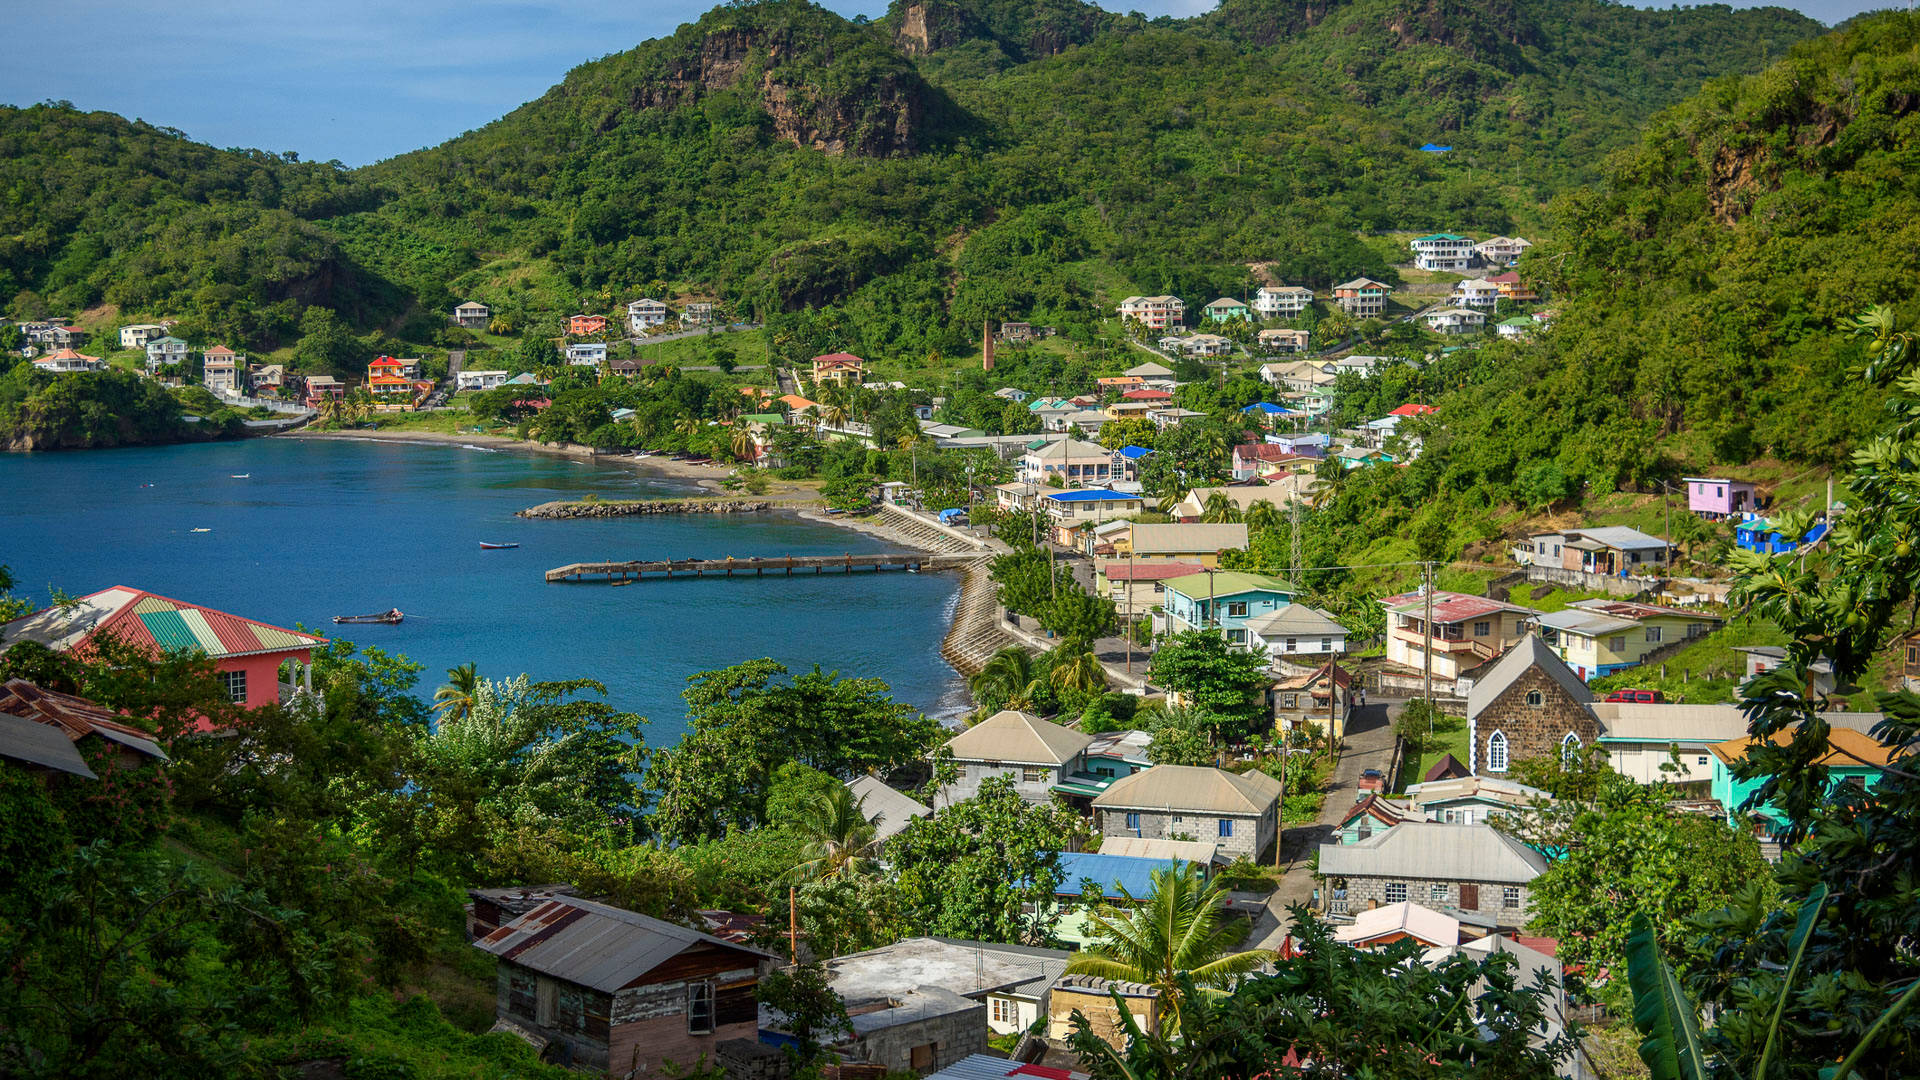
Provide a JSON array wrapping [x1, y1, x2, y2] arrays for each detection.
[[845, 775, 930, 844], [992, 386, 1031, 403], [1488, 271, 1538, 302], [1114, 522, 1248, 565], [934, 709, 1095, 809], [1403, 775, 1550, 826], [456, 369, 510, 392], [625, 298, 670, 332], [1260, 359, 1336, 392], [1103, 399, 1158, 422], [1266, 431, 1329, 458], [1734, 514, 1829, 555], [366, 356, 419, 411], [1318, 822, 1548, 926], [1249, 605, 1350, 662], [1122, 360, 1177, 387], [1096, 374, 1145, 393], [1119, 387, 1173, 408], [1332, 277, 1392, 317], [0, 679, 170, 780], [1422, 307, 1487, 335], [1475, 236, 1534, 266], [1450, 279, 1502, 309], [1709, 726, 1897, 836], [1148, 405, 1205, 430], [251, 364, 284, 393], [144, 335, 189, 370], [475, 894, 771, 1076], [1333, 793, 1424, 845], [1685, 476, 1758, 520], [566, 314, 607, 336], [32, 349, 105, 374], [1409, 233, 1475, 271], [0, 587, 326, 715], [1518, 525, 1671, 575], [1096, 561, 1204, 625], [809, 351, 867, 387], [1378, 590, 1540, 682], [1230, 440, 1300, 481], [565, 342, 608, 367], [1496, 316, 1534, 339], [1160, 570, 1295, 647], [1334, 901, 1462, 950], [202, 345, 239, 395], [681, 302, 715, 327], [1182, 333, 1233, 357], [1171, 485, 1287, 523], [1257, 328, 1312, 355], [1203, 297, 1250, 323], [1590, 702, 1744, 785], [1241, 401, 1295, 432], [1253, 285, 1314, 319], [996, 321, 1038, 343], [819, 937, 1069, 1071], [1019, 437, 1115, 487], [1117, 295, 1185, 330], [1532, 598, 1723, 681], [118, 323, 169, 350], [1041, 488, 1146, 545], [452, 301, 490, 329], [1092, 764, 1281, 861], [1271, 658, 1353, 743], [302, 374, 345, 407], [1467, 635, 1603, 776]]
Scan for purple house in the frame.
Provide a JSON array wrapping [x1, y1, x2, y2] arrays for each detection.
[[1685, 477, 1756, 520]]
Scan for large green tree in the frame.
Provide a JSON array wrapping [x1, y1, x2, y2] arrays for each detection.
[[889, 776, 1087, 944], [1149, 630, 1272, 731]]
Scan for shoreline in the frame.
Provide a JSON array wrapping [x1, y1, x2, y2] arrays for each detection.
[[283, 428, 739, 491]]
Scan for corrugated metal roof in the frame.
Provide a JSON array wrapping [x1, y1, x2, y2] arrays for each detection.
[[1093, 764, 1281, 815], [1127, 523, 1248, 554], [944, 710, 1095, 767], [0, 711, 98, 777], [0, 679, 167, 761], [0, 586, 325, 662], [1317, 823, 1548, 884], [475, 896, 771, 993], [1095, 836, 1221, 864], [1532, 609, 1640, 638], [1245, 603, 1347, 637], [1054, 852, 1186, 899], [1467, 634, 1595, 718], [846, 775, 930, 842], [1161, 571, 1293, 599]]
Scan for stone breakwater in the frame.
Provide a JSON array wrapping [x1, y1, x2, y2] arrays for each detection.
[[517, 498, 772, 519]]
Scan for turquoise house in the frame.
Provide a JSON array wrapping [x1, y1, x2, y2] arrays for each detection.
[[1161, 570, 1295, 648], [1709, 727, 1894, 830]]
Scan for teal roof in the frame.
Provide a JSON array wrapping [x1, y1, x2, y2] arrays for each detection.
[[740, 413, 786, 424], [1414, 233, 1469, 242]]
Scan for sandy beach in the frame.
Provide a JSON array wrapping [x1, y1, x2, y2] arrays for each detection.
[[286, 428, 758, 493]]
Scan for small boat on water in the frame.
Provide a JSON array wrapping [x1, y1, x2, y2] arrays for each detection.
[[333, 608, 404, 625], [610, 579, 632, 587], [230, 473, 250, 478], [190, 527, 212, 533], [478, 542, 519, 550]]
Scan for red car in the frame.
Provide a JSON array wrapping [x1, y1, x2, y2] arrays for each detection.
[[1604, 688, 1666, 704]]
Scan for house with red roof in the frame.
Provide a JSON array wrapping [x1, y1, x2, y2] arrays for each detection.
[[1389, 403, 1436, 417], [566, 314, 608, 336], [810, 352, 867, 387], [1120, 387, 1173, 403], [0, 679, 169, 777], [0, 587, 327, 715], [1377, 589, 1541, 681]]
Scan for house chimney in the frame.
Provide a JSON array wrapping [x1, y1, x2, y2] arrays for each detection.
[[982, 319, 995, 372]]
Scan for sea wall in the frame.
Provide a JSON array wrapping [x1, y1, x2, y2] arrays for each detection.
[[517, 498, 771, 519]]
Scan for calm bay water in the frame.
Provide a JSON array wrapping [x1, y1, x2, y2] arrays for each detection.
[[0, 437, 968, 744]]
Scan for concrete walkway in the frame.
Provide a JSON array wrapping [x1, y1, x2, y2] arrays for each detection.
[[1243, 699, 1402, 952]]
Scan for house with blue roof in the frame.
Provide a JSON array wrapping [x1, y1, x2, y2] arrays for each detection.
[[1734, 514, 1830, 555], [1041, 487, 1144, 545]]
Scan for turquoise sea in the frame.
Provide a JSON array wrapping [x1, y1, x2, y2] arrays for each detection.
[[0, 437, 968, 744]]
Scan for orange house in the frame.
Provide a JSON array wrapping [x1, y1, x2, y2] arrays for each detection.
[[568, 314, 608, 336]]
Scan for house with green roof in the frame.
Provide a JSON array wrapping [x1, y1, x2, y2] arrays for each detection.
[[1161, 571, 1296, 647], [1495, 316, 1534, 339], [1409, 232, 1475, 271]]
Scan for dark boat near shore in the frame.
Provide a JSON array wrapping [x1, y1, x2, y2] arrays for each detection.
[[334, 609, 404, 624], [479, 542, 519, 549]]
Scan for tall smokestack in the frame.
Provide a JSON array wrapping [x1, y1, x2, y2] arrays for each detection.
[[982, 318, 995, 372]]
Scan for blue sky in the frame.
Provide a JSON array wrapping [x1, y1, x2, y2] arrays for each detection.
[[0, 1, 1894, 167]]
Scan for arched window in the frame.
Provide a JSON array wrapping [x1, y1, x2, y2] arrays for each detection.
[[1525, 690, 1544, 707], [1561, 732, 1582, 764], [1487, 731, 1510, 772]]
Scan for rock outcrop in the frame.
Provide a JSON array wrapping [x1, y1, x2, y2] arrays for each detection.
[[518, 499, 772, 519]]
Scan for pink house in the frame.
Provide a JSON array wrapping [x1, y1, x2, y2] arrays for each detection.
[[1684, 477, 1756, 520]]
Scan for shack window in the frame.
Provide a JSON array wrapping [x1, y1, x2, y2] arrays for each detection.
[[1022, 766, 1047, 783], [688, 982, 716, 1035]]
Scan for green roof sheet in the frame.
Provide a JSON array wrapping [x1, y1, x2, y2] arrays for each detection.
[[739, 413, 785, 424], [1414, 233, 1469, 242]]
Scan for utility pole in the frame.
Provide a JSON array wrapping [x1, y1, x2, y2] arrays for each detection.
[[1126, 549, 1136, 676], [1290, 497, 1302, 588], [788, 885, 799, 962], [1422, 560, 1435, 733]]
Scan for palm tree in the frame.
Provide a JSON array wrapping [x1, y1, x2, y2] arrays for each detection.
[[1047, 646, 1107, 696], [1200, 492, 1242, 524], [969, 646, 1044, 713], [820, 402, 850, 429], [1244, 498, 1282, 536], [1066, 863, 1273, 1031], [674, 417, 702, 440], [432, 663, 480, 721], [785, 785, 880, 881], [730, 425, 757, 462]]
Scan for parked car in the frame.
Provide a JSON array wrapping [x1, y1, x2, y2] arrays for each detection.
[[1604, 688, 1666, 703]]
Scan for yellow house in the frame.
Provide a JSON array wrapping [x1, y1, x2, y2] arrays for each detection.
[[1112, 523, 1249, 566], [1533, 599, 1725, 682]]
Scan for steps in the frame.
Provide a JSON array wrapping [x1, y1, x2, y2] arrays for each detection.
[[941, 559, 1017, 676], [874, 503, 989, 555]]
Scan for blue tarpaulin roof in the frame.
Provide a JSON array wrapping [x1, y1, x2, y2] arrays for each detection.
[[1117, 445, 1154, 459], [1053, 852, 1186, 899], [1420, 143, 1453, 152], [1043, 488, 1139, 504], [1243, 402, 1293, 415]]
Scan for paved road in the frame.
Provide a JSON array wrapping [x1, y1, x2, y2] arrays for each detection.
[[1244, 699, 1402, 952]]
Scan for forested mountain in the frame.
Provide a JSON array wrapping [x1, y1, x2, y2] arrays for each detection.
[[1, 0, 1822, 360]]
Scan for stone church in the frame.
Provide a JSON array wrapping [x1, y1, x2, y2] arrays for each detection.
[[1466, 634, 1602, 775]]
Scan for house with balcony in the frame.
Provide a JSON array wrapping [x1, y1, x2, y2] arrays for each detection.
[[0, 587, 326, 718], [1533, 599, 1724, 681], [566, 314, 607, 336], [1114, 523, 1248, 566], [565, 342, 608, 367], [1450, 279, 1502, 309], [202, 346, 240, 395], [455, 369, 509, 392], [1271, 657, 1353, 743], [1160, 571, 1295, 647], [1685, 476, 1757, 520], [118, 323, 169, 349], [626, 298, 670, 332], [1257, 328, 1312, 355], [1475, 237, 1533, 266], [32, 349, 105, 374], [1409, 233, 1475, 271], [1231, 441, 1300, 481], [1379, 590, 1540, 682], [1422, 307, 1486, 335], [1097, 561, 1204, 625], [681, 302, 716, 326], [1518, 525, 1670, 576], [1202, 297, 1249, 324], [144, 335, 189, 370], [452, 301, 490, 328], [810, 352, 867, 387], [1182, 333, 1233, 357], [1116, 295, 1184, 330], [1258, 360, 1335, 392], [1092, 765, 1281, 861], [1253, 285, 1314, 319], [934, 709, 1096, 809], [301, 374, 344, 407], [1331, 278, 1391, 317], [1487, 271, 1538, 302], [1041, 488, 1145, 545], [1019, 438, 1115, 487]]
